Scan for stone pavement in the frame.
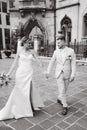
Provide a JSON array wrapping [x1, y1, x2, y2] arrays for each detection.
[[0, 54, 87, 130]]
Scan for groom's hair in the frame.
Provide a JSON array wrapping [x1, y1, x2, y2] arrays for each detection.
[[57, 34, 65, 41]]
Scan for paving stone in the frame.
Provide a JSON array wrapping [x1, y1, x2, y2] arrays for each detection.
[[3, 118, 16, 125], [77, 115, 87, 129], [80, 97, 87, 106], [73, 102, 85, 109], [27, 111, 50, 124], [67, 88, 81, 97], [79, 85, 87, 90], [80, 106, 87, 113], [10, 118, 33, 130], [0, 122, 4, 126], [44, 100, 54, 106], [49, 126, 61, 130], [28, 125, 45, 130], [49, 114, 64, 124], [40, 119, 55, 129], [64, 115, 78, 124], [73, 111, 85, 118], [82, 89, 87, 94], [73, 92, 87, 99], [57, 121, 70, 129], [0, 125, 13, 130], [67, 96, 79, 106], [66, 124, 87, 130], [43, 103, 62, 115]]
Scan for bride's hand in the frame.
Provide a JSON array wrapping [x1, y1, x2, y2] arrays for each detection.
[[21, 36, 27, 43]]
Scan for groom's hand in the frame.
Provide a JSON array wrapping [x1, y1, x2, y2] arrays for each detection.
[[45, 73, 49, 79], [69, 75, 75, 82], [44, 72, 49, 79]]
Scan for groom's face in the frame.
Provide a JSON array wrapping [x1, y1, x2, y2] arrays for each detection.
[[57, 39, 65, 49]]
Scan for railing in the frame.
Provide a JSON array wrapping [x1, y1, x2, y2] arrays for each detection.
[[70, 41, 87, 59], [43, 40, 87, 59]]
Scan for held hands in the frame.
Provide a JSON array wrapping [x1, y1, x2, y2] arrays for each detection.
[[44, 71, 49, 79]]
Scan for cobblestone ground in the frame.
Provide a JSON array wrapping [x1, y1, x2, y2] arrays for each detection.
[[0, 55, 87, 130]]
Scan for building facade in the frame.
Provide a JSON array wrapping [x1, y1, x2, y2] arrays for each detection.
[[56, 0, 87, 45], [1, 0, 87, 55], [9, 0, 55, 55], [0, 0, 10, 50]]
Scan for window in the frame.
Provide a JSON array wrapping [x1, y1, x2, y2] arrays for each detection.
[[0, 2, 1, 12], [0, 14, 2, 24], [9, 0, 15, 8], [2, 2, 7, 13], [4, 29, 10, 49], [83, 14, 87, 37], [0, 28, 3, 49], [6, 15, 10, 25]]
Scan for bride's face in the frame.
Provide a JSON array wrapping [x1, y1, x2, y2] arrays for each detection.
[[24, 43, 30, 51]]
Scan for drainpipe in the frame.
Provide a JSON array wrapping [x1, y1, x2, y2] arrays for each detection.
[[54, 0, 56, 50], [77, 0, 80, 42]]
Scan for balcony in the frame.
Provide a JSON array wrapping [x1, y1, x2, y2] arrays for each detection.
[[19, 0, 46, 12]]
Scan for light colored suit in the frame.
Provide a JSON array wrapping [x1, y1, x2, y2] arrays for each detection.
[[47, 46, 76, 107]]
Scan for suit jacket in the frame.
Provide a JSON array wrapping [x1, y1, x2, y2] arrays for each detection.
[[47, 46, 76, 79]]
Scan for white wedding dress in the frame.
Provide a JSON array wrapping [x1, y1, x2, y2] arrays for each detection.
[[0, 50, 44, 120]]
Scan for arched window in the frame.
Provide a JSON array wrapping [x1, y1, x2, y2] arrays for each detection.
[[61, 15, 72, 46]]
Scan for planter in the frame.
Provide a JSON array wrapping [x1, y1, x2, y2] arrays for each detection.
[[4, 50, 11, 58]]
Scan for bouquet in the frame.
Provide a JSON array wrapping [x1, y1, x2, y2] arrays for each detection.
[[0, 72, 11, 87]]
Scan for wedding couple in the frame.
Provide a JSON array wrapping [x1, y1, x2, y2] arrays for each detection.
[[0, 33, 76, 120]]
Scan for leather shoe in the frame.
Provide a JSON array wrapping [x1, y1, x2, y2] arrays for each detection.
[[57, 99, 63, 105], [62, 107, 68, 115]]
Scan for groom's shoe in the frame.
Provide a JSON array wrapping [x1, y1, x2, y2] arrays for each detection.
[[62, 107, 68, 115], [57, 99, 63, 105]]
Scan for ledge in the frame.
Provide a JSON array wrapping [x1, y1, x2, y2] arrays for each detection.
[[56, 2, 80, 10]]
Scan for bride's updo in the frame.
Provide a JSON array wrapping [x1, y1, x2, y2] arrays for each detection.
[[24, 39, 33, 51], [20, 36, 28, 46]]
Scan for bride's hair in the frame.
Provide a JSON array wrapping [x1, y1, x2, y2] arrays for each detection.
[[21, 36, 28, 46]]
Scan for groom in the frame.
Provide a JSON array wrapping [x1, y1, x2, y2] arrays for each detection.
[[45, 33, 76, 115]]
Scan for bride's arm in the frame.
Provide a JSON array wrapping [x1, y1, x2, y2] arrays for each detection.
[[7, 37, 26, 77], [7, 52, 19, 76]]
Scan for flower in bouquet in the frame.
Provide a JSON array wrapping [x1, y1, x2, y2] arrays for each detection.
[[0, 72, 11, 87]]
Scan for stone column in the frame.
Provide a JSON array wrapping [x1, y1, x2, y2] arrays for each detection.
[[33, 35, 40, 54]]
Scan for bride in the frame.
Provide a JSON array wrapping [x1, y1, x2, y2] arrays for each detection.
[[0, 36, 44, 120]]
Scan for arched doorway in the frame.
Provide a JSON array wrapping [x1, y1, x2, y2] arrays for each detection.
[[18, 17, 48, 55], [82, 7, 87, 39], [83, 13, 87, 38], [61, 15, 72, 46]]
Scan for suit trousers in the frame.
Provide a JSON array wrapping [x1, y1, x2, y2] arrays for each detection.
[[57, 72, 69, 107]]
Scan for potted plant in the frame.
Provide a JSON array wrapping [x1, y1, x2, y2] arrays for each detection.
[[3, 44, 12, 58], [4, 50, 11, 58]]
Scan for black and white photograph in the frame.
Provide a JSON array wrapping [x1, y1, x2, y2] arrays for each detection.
[[0, 0, 87, 130]]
